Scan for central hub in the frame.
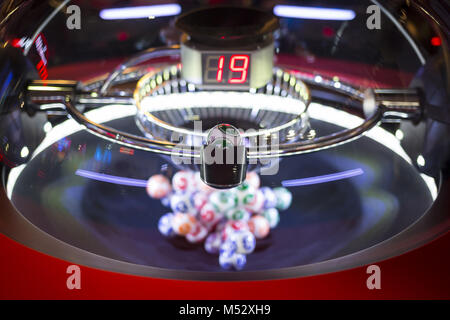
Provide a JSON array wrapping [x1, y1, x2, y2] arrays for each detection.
[[200, 124, 247, 189]]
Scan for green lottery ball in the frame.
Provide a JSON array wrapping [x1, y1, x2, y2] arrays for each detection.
[[273, 187, 292, 211], [209, 190, 238, 213], [233, 181, 256, 207], [225, 208, 250, 222], [262, 207, 280, 228]]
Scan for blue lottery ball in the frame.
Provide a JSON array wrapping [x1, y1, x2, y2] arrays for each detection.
[[158, 212, 174, 237], [219, 252, 234, 270], [170, 192, 193, 213], [233, 253, 247, 270], [161, 196, 171, 208], [260, 187, 277, 209], [220, 239, 237, 257]]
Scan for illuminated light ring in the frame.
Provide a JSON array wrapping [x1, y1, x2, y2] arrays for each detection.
[[134, 65, 312, 146]]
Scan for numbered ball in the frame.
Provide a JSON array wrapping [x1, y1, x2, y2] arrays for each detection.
[[192, 191, 208, 212], [172, 170, 195, 193], [209, 190, 238, 213], [170, 192, 194, 214], [219, 239, 237, 257], [260, 187, 277, 209], [221, 220, 249, 241], [219, 252, 247, 270], [146, 174, 171, 199], [248, 215, 270, 239], [171, 213, 196, 236], [199, 203, 223, 230], [245, 171, 261, 189], [158, 212, 175, 237], [228, 230, 256, 254], [225, 208, 250, 222], [262, 208, 280, 228], [244, 189, 265, 214], [273, 187, 292, 210], [233, 253, 247, 270], [186, 223, 208, 243], [233, 181, 256, 207], [160, 195, 172, 208], [204, 232, 222, 254]]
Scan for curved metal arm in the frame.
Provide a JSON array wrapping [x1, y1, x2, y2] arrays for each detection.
[[99, 45, 180, 95], [61, 93, 383, 159]]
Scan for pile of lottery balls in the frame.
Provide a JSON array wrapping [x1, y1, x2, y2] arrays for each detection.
[[146, 170, 292, 270]]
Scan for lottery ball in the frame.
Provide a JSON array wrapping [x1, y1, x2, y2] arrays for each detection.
[[225, 208, 250, 222], [245, 171, 260, 189], [244, 189, 265, 214], [172, 170, 194, 193], [248, 215, 270, 239], [146, 174, 171, 199], [158, 212, 175, 237], [186, 223, 208, 243], [233, 253, 247, 270], [199, 203, 223, 230], [192, 191, 208, 212], [209, 190, 238, 213], [219, 252, 247, 270], [273, 187, 292, 210], [233, 181, 256, 207], [262, 207, 280, 228], [170, 192, 194, 214], [228, 230, 256, 255], [221, 220, 249, 241], [204, 232, 222, 254], [260, 187, 277, 209], [171, 213, 196, 236], [160, 195, 171, 208], [219, 239, 237, 257], [219, 251, 234, 270]]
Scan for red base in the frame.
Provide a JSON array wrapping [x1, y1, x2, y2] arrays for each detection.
[[0, 231, 448, 300]]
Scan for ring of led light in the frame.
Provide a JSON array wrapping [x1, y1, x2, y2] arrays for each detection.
[[133, 65, 311, 146]]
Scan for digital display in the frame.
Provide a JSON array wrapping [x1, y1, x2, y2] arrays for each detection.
[[201, 53, 251, 87]]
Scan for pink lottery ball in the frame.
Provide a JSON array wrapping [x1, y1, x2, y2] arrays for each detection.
[[193, 192, 209, 212], [248, 215, 270, 239], [146, 174, 171, 199], [199, 203, 222, 230], [221, 220, 249, 241], [172, 213, 196, 236], [172, 170, 194, 193], [186, 223, 208, 243], [246, 171, 261, 189]]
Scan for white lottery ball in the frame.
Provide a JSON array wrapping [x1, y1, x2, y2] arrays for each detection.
[[170, 192, 194, 214], [248, 215, 270, 239], [146, 174, 171, 199], [228, 230, 256, 254], [245, 171, 260, 189], [262, 208, 280, 228], [273, 187, 293, 210], [171, 213, 196, 236]]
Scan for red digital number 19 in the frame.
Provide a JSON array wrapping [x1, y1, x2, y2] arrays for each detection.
[[228, 55, 249, 84]]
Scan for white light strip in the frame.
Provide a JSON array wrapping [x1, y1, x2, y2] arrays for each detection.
[[308, 102, 412, 165], [273, 5, 356, 21], [99, 4, 181, 20]]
